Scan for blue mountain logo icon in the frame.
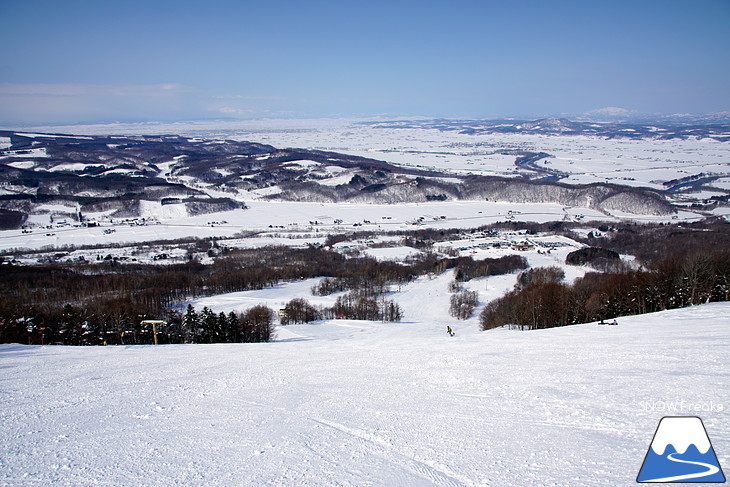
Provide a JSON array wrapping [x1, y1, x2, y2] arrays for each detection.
[[637, 416, 726, 483]]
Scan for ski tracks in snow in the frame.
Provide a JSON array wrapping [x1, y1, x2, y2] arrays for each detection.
[[310, 417, 470, 487]]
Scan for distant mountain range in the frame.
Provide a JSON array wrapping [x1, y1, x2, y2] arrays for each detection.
[[361, 117, 730, 141], [0, 127, 697, 227]]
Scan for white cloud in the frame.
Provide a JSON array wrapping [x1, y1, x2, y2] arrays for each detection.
[[0, 83, 295, 125], [217, 106, 242, 114]]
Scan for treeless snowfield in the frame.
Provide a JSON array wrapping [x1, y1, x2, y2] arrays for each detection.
[[2, 303, 728, 486]]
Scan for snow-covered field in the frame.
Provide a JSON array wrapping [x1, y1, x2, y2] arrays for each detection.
[[0, 198, 704, 257], [2, 302, 728, 486]]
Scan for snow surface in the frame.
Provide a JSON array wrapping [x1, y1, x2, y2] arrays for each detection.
[[0, 147, 49, 159], [5, 160, 36, 169], [282, 160, 322, 169], [47, 163, 98, 173], [2, 303, 728, 486], [361, 245, 424, 262]]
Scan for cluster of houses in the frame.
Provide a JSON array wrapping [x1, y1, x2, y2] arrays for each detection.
[[21, 215, 162, 233], [439, 230, 579, 256]]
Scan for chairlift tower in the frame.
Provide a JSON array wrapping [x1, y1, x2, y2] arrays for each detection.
[[140, 320, 166, 345]]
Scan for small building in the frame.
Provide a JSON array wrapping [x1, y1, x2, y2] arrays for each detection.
[[511, 241, 534, 252]]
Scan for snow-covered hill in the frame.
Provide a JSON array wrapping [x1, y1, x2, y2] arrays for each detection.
[[2, 303, 728, 486], [0, 128, 710, 232]]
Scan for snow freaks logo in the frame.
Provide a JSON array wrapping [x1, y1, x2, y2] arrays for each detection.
[[637, 416, 726, 483], [640, 399, 724, 413]]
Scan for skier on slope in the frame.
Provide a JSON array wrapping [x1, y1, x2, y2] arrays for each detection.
[[447, 326, 454, 337]]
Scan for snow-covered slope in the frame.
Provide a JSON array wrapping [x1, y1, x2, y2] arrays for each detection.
[[2, 303, 727, 486]]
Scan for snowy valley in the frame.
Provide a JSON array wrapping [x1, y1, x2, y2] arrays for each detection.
[[1, 118, 729, 486]]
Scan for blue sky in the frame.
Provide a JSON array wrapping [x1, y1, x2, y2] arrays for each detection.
[[1, 0, 728, 124]]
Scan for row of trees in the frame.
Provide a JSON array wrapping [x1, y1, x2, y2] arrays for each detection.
[[437, 254, 528, 281], [181, 305, 276, 343], [0, 303, 277, 346], [330, 293, 403, 322], [480, 249, 730, 331], [279, 295, 403, 324], [574, 219, 730, 263], [310, 254, 528, 298]]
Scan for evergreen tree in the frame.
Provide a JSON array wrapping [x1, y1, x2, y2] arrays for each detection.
[[217, 311, 233, 343], [227, 311, 241, 342], [200, 307, 219, 343], [182, 304, 199, 343]]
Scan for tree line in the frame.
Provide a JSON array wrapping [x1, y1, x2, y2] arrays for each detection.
[[480, 248, 730, 331], [0, 302, 277, 346], [278, 294, 403, 324], [179, 305, 275, 344]]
